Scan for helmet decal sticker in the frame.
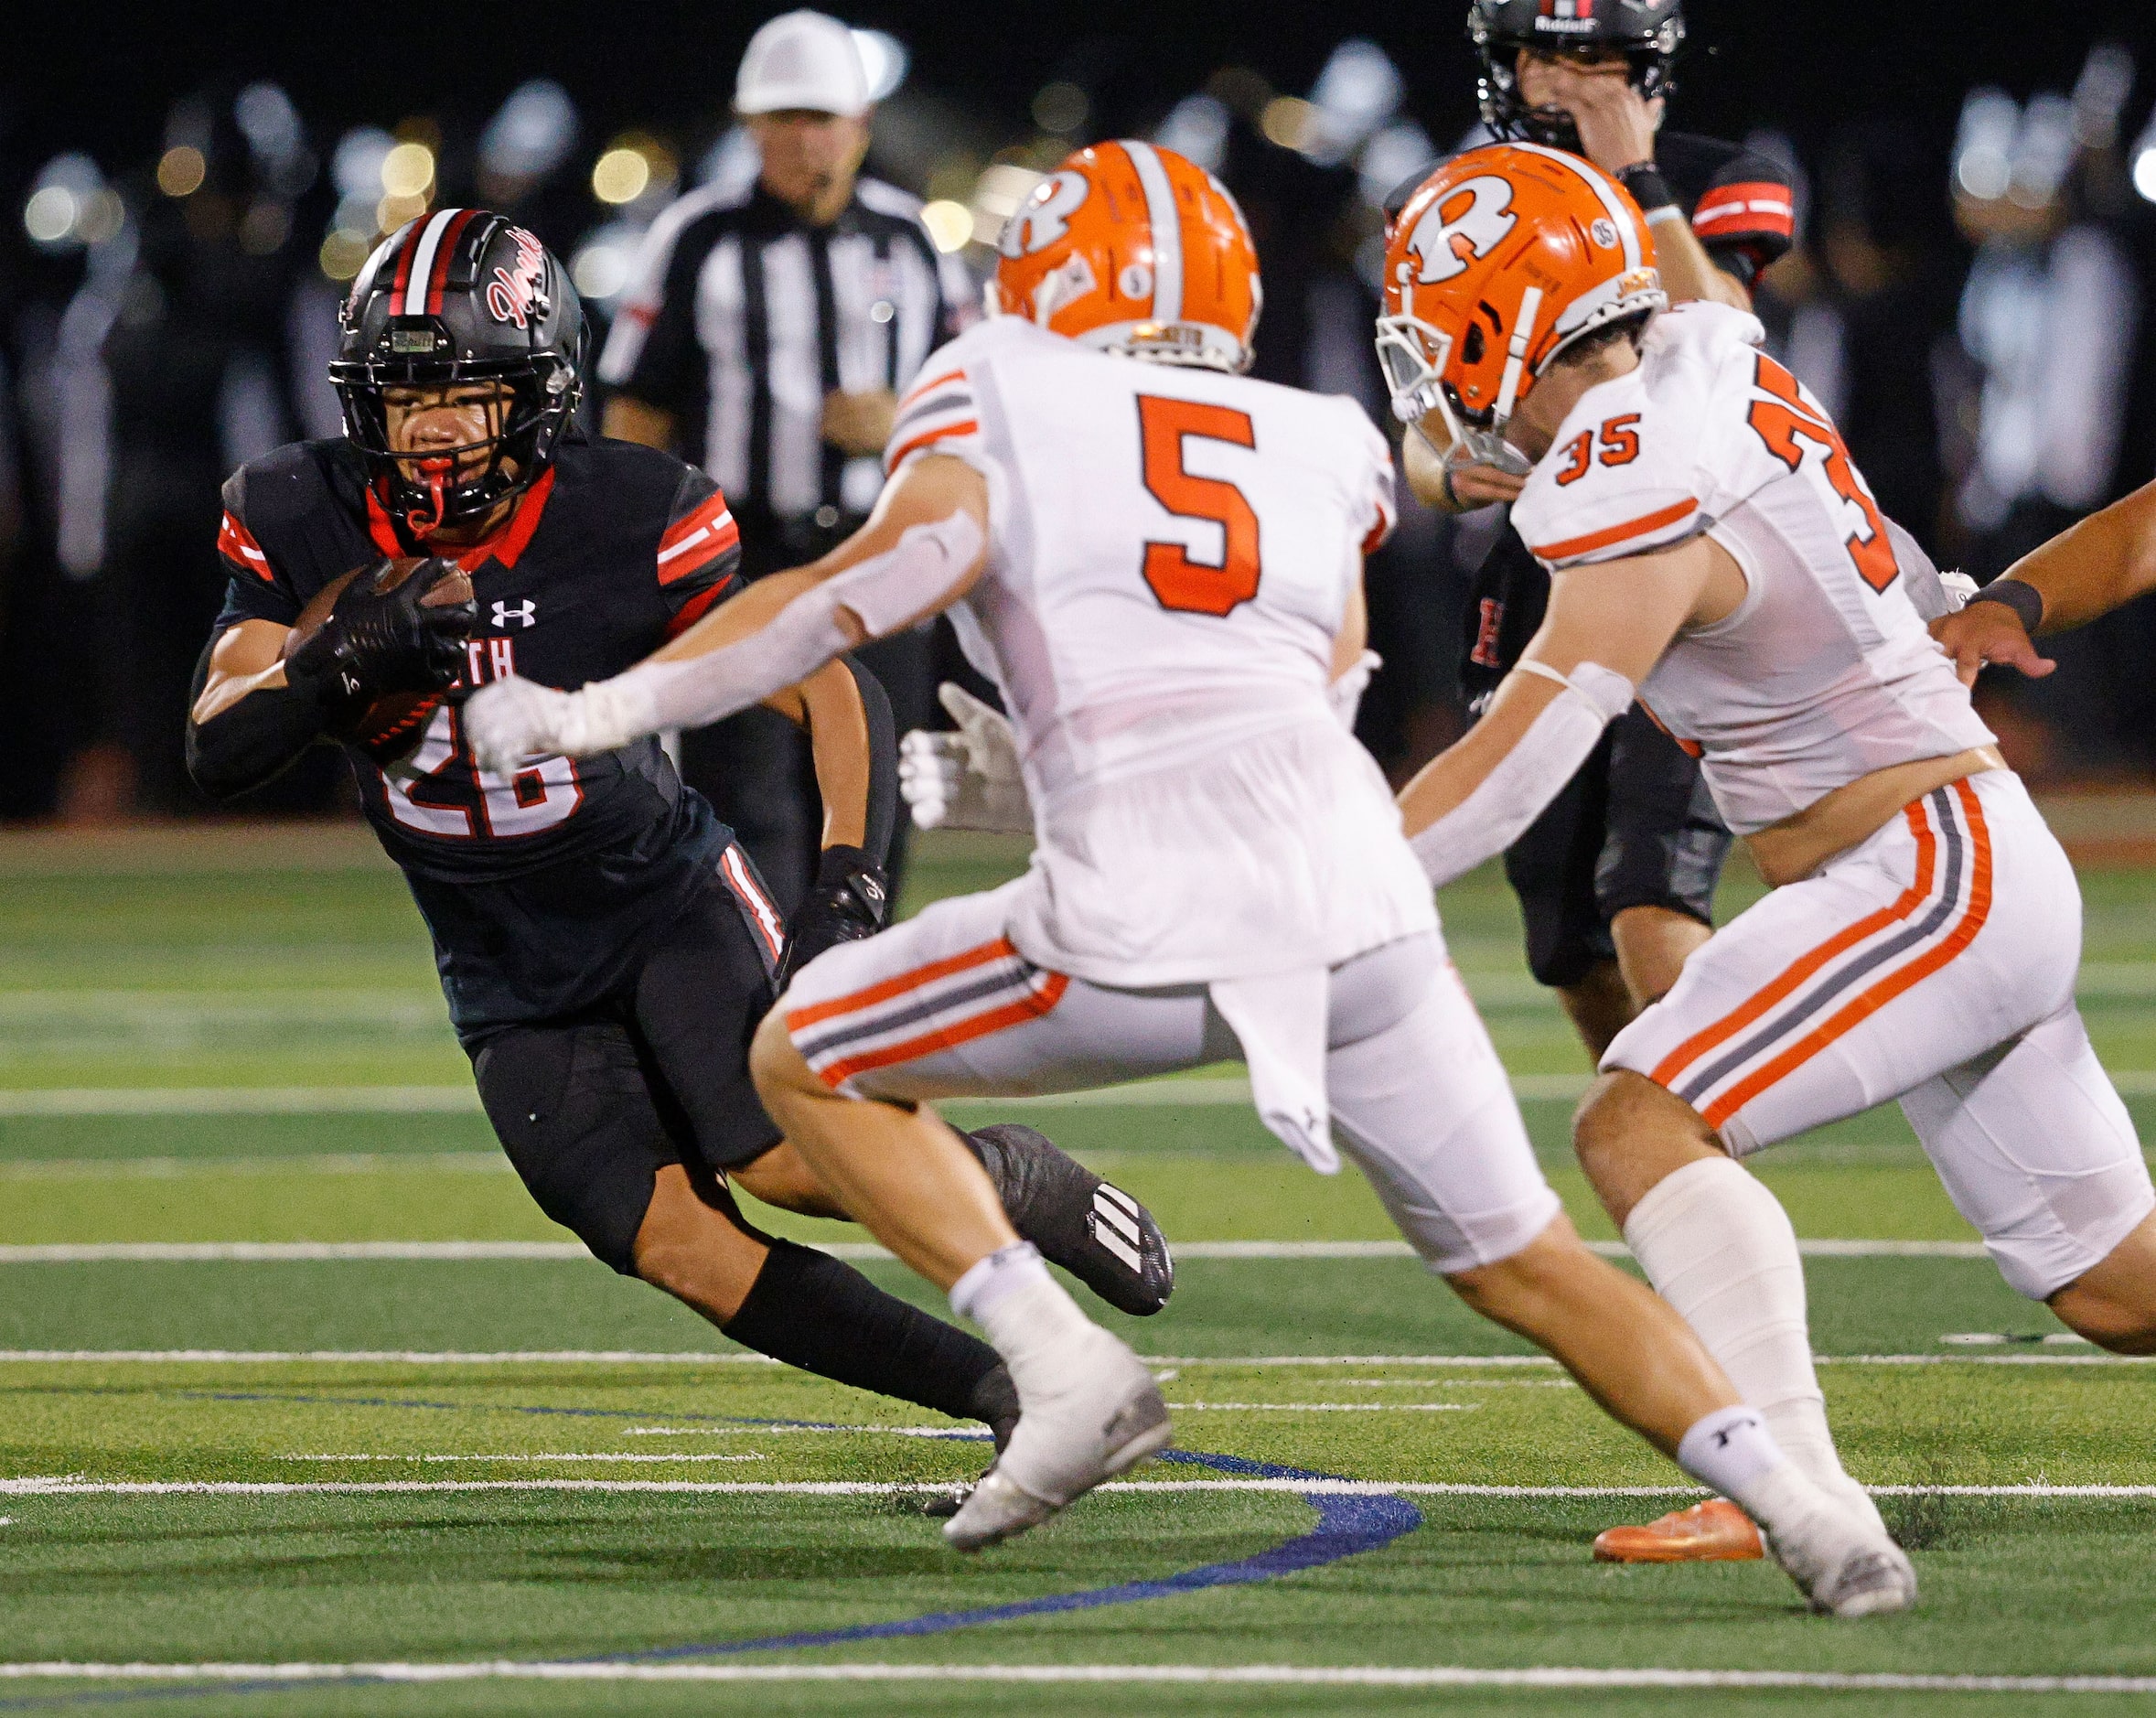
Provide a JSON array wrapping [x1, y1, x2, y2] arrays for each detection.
[[1403, 175, 1518, 284], [486, 228, 550, 328], [1002, 171, 1090, 258]]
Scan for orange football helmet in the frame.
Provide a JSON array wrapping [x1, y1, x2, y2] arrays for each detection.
[[990, 140, 1262, 373], [1374, 142, 1666, 471]]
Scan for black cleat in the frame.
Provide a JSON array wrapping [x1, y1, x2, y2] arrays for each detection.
[[960, 1123, 1175, 1315]]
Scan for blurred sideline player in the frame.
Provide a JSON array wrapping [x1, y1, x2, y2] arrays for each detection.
[[464, 143, 1915, 1616], [1391, 0, 1793, 1068], [1384, 146, 2156, 1567], [183, 211, 1170, 1448]]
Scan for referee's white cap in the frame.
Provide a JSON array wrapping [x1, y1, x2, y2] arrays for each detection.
[[735, 11, 871, 119]]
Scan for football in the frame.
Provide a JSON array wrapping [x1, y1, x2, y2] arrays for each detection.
[[282, 558, 474, 760]]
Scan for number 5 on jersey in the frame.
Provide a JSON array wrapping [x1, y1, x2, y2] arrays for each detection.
[[1136, 395, 1262, 617]]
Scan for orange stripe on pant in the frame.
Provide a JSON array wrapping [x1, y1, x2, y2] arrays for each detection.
[[1700, 778, 1993, 1130], [815, 973, 1072, 1090], [1649, 800, 1940, 1090], [785, 938, 1017, 1034]]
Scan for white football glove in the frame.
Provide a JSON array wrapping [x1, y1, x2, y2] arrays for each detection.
[[897, 682, 1032, 833], [1328, 650, 1381, 732], [462, 674, 653, 778], [1937, 571, 1980, 612]]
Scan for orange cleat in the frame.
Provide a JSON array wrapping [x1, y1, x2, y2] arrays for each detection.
[[1592, 1498, 1765, 1563]]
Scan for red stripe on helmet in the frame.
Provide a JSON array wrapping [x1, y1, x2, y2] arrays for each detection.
[[425, 208, 481, 315], [388, 220, 425, 299]]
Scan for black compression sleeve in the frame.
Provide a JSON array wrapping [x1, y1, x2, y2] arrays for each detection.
[[183, 638, 344, 800], [722, 1238, 1003, 1423], [840, 654, 899, 870]]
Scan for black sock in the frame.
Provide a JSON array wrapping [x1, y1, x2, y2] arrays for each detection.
[[722, 1238, 1003, 1424]]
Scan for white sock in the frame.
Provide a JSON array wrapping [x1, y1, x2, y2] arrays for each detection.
[[1625, 1156, 1878, 1525], [949, 1240, 1098, 1398], [1676, 1404, 1833, 1543]]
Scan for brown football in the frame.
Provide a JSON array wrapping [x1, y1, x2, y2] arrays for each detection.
[[283, 558, 475, 761]]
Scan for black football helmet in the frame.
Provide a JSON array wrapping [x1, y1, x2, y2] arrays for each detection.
[[1468, 0, 1686, 152], [329, 209, 585, 539]]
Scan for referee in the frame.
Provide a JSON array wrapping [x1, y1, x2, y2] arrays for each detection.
[[600, 8, 971, 907]]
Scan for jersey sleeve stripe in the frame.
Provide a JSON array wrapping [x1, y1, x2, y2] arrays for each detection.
[[217, 510, 274, 582], [889, 385, 975, 438], [884, 418, 980, 474], [1529, 498, 1699, 562], [897, 365, 967, 413], [1693, 184, 1796, 239], [659, 489, 736, 557], [663, 575, 735, 639], [657, 518, 741, 585]]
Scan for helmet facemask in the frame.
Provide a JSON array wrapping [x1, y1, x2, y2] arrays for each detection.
[[334, 337, 581, 539], [1471, 17, 1685, 152]]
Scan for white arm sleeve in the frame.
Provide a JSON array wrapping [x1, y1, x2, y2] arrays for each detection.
[[1408, 660, 1635, 890], [461, 511, 985, 774]]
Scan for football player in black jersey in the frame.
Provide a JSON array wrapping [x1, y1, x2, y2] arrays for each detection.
[[183, 211, 1171, 1453], [1380, 0, 1795, 1562], [1391, 0, 1795, 1062]]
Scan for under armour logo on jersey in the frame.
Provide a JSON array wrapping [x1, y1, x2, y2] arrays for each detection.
[[1401, 176, 1518, 284], [492, 600, 538, 629]]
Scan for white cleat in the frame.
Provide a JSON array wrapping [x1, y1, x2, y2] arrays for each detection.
[[943, 1332, 1172, 1552], [1766, 1508, 1919, 1617]]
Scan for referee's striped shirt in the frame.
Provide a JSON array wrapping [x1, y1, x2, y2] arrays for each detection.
[[599, 177, 971, 527]]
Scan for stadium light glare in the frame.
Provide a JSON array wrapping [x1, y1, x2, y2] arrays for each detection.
[[919, 199, 972, 252], [592, 148, 651, 205], [156, 146, 206, 199], [320, 229, 372, 281], [22, 187, 74, 244], [379, 142, 434, 199], [570, 242, 633, 300]]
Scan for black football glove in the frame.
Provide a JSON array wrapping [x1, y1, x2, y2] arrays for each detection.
[[288, 557, 475, 711], [775, 844, 890, 992]]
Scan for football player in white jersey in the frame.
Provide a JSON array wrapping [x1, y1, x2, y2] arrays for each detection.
[[1379, 144, 2156, 1558], [460, 141, 1914, 1612]]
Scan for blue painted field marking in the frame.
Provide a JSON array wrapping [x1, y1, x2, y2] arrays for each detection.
[[622, 1446, 1422, 1663], [0, 1390, 1424, 1711]]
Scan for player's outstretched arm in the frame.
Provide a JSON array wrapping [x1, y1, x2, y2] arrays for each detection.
[[764, 657, 901, 986], [464, 456, 990, 776], [1932, 477, 2156, 682], [1397, 535, 1722, 888]]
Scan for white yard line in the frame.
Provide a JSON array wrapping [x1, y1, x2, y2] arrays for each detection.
[[0, 1238, 1997, 1262], [0, 1348, 2145, 1367], [16, 1068, 2156, 1117], [1164, 1401, 1480, 1412], [0, 1661, 2150, 1692], [0, 1089, 482, 1116], [4, 1476, 2151, 1499], [0, 1154, 509, 1181], [0, 1349, 776, 1364], [281, 1453, 768, 1464]]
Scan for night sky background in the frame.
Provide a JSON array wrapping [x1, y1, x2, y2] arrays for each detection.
[[22, 0, 2156, 188]]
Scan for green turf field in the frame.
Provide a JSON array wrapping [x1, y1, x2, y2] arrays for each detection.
[[1, 824, 2151, 1715]]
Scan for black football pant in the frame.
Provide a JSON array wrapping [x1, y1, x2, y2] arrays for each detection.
[[469, 874, 784, 1274], [1503, 704, 1733, 990]]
